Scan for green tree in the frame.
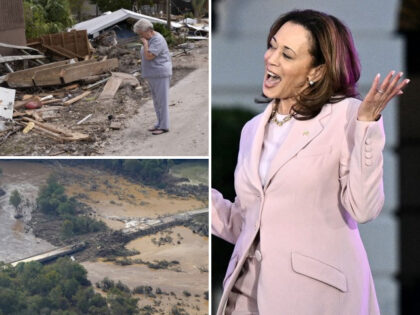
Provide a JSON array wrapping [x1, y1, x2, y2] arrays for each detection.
[[37, 175, 67, 215], [108, 292, 139, 315], [9, 190, 22, 212], [24, 0, 74, 39]]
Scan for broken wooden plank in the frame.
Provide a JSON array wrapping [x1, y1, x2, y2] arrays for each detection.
[[61, 59, 119, 84], [13, 111, 26, 118], [65, 83, 79, 90], [82, 75, 110, 86], [21, 117, 72, 137], [97, 77, 122, 100], [43, 44, 73, 59], [0, 42, 44, 54], [32, 60, 95, 86], [18, 122, 65, 141], [22, 118, 67, 135], [5, 60, 75, 88], [63, 91, 91, 106], [38, 30, 91, 59], [97, 72, 139, 100], [44, 44, 85, 59], [25, 110, 43, 122], [42, 99, 62, 105], [20, 49, 45, 65], [0, 55, 46, 63], [0, 54, 14, 72]]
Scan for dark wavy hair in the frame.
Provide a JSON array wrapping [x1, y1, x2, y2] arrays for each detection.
[[263, 10, 361, 120]]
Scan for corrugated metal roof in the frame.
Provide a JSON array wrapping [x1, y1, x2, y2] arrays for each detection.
[[71, 9, 182, 37]]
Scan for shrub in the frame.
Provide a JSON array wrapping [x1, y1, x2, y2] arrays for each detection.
[[153, 23, 174, 46], [171, 305, 189, 315]]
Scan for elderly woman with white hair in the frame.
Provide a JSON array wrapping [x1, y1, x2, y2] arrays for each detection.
[[134, 19, 172, 135]]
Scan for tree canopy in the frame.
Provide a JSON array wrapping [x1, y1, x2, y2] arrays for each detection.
[[24, 0, 74, 39], [9, 190, 22, 212], [37, 175, 106, 238], [0, 258, 139, 314], [88, 0, 155, 13]]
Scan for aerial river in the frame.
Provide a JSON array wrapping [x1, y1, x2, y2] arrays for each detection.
[[0, 161, 55, 263]]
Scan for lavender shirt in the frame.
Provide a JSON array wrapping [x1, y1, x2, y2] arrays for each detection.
[[141, 32, 172, 79]]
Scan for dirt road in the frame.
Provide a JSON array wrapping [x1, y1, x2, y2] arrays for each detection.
[[101, 53, 208, 156]]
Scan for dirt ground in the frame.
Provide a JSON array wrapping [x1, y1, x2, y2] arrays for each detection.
[[83, 225, 208, 314], [0, 40, 208, 156], [62, 166, 207, 230]]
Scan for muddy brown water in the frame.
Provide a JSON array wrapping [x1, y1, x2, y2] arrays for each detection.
[[0, 161, 56, 263]]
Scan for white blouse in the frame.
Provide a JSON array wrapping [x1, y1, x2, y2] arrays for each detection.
[[259, 113, 294, 187]]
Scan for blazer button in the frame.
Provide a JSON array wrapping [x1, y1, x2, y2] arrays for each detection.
[[365, 145, 372, 152], [255, 250, 262, 262], [365, 138, 372, 145], [365, 152, 372, 159], [365, 160, 372, 166]]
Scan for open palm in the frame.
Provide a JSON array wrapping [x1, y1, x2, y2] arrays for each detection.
[[358, 71, 410, 121]]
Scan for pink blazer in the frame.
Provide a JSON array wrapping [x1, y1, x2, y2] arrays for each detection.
[[212, 98, 384, 315]]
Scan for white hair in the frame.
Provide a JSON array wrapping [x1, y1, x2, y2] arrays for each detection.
[[133, 19, 154, 33]]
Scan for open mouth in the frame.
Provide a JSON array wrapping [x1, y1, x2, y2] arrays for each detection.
[[267, 70, 280, 80], [264, 70, 281, 88]]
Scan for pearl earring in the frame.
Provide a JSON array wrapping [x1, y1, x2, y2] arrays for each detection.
[[309, 80, 314, 86]]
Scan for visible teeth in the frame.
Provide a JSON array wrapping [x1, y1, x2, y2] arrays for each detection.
[[267, 71, 279, 79]]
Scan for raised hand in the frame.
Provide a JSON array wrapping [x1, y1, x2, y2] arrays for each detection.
[[358, 71, 410, 121]]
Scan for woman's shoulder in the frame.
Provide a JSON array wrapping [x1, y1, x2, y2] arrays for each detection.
[[151, 32, 165, 42], [331, 96, 361, 109], [330, 96, 362, 119], [242, 103, 272, 132]]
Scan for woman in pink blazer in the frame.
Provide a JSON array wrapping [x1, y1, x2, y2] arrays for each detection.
[[212, 10, 410, 315]]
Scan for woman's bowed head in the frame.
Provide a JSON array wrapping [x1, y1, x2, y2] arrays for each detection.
[[133, 19, 156, 61], [264, 9, 410, 120]]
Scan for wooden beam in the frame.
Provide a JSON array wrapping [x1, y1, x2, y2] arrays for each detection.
[[20, 117, 91, 141], [0, 42, 43, 54], [0, 55, 46, 63], [61, 59, 119, 84], [32, 60, 96, 86], [6, 60, 73, 88], [97, 72, 139, 100], [97, 77, 122, 100], [63, 91, 91, 106], [20, 49, 44, 65], [43, 44, 75, 59], [22, 117, 73, 137]]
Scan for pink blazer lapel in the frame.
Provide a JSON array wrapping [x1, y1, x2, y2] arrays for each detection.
[[245, 103, 274, 192], [264, 103, 332, 190]]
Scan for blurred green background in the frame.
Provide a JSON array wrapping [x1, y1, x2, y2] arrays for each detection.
[[211, 106, 255, 314]]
